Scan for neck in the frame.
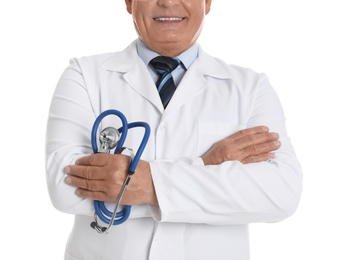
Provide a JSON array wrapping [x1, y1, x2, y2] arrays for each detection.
[[144, 41, 196, 58]]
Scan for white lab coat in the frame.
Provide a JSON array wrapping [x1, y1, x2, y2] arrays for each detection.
[[46, 40, 302, 260]]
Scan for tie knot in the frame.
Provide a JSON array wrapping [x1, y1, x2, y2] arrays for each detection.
[[150, 56, 180, 74]]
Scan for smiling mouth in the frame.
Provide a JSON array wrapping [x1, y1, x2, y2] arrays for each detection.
[[154, 17, 185, 21]]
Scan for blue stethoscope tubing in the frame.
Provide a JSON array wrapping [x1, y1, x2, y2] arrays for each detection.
[[91, 109, 150, 227]]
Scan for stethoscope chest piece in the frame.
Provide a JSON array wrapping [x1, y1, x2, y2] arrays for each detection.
[[98, 127, 120, 153]]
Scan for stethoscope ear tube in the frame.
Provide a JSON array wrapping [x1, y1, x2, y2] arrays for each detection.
[[90, 109, 150, 234]]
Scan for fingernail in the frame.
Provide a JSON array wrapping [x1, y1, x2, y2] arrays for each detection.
[[65, 177, 72, 184], [64, 166, 71, 174], [274, 141, 281, 146], [271, 133, 279, 138]]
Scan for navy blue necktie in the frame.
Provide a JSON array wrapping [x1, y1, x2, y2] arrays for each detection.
[[150, 56, 181, 108]]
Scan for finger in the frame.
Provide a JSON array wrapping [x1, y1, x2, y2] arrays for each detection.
[[236, 132, 280, 150], [75, 188, 110, 202], [229, 126, 269, 141], [242, 153, 275, 164], [65, 175, 105, 192], [65, 165, 106, 180], [75, 153, 110, 167], [241, 140, 281, 159]]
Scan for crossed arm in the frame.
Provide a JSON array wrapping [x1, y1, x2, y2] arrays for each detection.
[[64, 125, 281, 207]]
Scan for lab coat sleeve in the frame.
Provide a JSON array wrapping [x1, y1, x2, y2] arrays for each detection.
[[149, 74, 303, 225], [46, 58, 154, 219], [45, 59, 96, 216]]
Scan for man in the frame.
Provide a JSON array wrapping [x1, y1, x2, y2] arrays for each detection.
[[46, 0, 302, 259]]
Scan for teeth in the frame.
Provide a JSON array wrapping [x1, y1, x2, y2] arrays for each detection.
[[155, 17, 184, 21]]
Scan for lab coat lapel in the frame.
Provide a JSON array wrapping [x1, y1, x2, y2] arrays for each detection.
[[123, 62, 164, 113], [101, 41, 164, 113], [101, 42, 231, 116], [163, 47, 231, 118]]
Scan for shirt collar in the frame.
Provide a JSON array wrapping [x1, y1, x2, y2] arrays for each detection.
[[136, 38, 198, 70]]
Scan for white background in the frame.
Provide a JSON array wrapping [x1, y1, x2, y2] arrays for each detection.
[[1, 0, 338, 259]]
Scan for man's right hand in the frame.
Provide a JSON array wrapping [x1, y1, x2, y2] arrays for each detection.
[[202, 126, 281, 165]]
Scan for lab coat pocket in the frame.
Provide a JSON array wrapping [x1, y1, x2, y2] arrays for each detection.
[[197, 122, 245, 156]]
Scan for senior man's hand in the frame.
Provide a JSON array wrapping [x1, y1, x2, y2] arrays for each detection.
[[65, 154, 158, 206], [202, 126, 281, 165]]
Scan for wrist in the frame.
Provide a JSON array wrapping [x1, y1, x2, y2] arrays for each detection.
[[135, 160, 159, 206]]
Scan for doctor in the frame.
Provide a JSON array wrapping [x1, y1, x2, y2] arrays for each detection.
[[46, 0, 302, 259]]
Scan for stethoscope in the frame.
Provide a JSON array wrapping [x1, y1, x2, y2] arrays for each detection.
[[90, 109, 150, 234]]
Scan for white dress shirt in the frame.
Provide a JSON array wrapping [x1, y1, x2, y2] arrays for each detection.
[[46, 40, 302, 260]]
